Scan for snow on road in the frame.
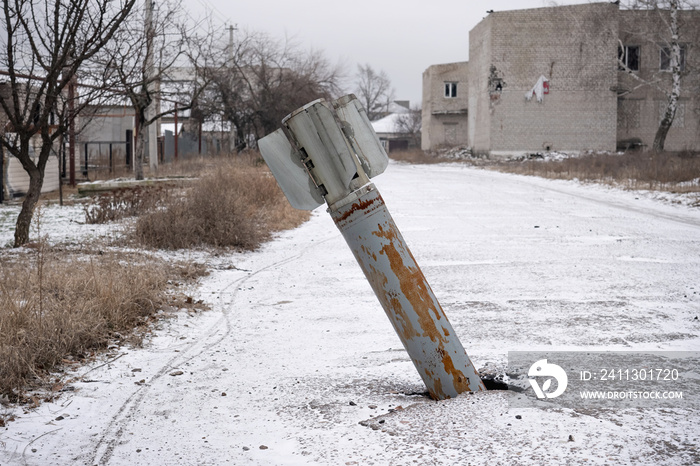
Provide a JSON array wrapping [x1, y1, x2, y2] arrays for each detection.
[[1, 162, 699, 465]]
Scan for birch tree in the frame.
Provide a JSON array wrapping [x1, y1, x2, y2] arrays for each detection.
[[617, 0, 698, 152], [0, 0, 137, 247]]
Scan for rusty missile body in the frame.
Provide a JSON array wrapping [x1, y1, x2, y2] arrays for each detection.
[[258, 95, 484, 399], [330, 185, 484, 398]]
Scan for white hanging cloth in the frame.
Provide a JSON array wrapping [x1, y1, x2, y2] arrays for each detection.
[[525, 75, 549, 103]]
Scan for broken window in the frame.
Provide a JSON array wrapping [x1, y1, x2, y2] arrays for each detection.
[[444, 82, 457, 98], [618, 45, 640, 71], [660, 45, 686, 71]]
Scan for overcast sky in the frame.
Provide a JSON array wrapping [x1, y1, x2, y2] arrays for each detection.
[[187, 0, 592, 106]]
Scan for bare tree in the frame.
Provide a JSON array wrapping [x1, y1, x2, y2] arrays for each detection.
[[355, 64, 395, 121], [394, 105, 422, 148], [617, 0, 699, 151], [98, 0, 219, 179], [0, 0, 137, 247], [195, 30, 253, 152], [197, 30, 343, 149]]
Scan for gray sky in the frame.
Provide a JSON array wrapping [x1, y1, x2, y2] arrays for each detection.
[[187, 0, 592, 106]]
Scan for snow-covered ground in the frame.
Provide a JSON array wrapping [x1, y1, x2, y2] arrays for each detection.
[[1, 162, 699, 465]]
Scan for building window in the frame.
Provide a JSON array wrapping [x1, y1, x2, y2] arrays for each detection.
[[617, 99, 641, 130], [444, 82, 457, 98], [660, 45, 686, 71], [618, 45, 640, 71]]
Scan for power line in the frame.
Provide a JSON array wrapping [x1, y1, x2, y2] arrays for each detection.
[[194, 0, 232, 26], [188, 0, 235, 46]]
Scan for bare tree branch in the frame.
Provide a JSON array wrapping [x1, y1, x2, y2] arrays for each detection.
[[196, 29, 344, 151], [97, 0, 221, 179], [355, 64, 394, 121], [0, 0, 137, 246]]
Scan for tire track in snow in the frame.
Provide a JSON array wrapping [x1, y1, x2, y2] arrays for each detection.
[[87, 236, 335, 465]]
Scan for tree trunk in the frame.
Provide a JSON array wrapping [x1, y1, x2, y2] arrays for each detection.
[[652, 0, 681, 153], [235, 120, 247, 153], [652, 95, 677, 153], [134, 113, 146, 180], [14, 167, 43, 247]]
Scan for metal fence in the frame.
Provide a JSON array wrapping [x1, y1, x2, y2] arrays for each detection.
[[71, 130, 133, 180]]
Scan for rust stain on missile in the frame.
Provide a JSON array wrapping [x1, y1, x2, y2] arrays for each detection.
[[371, 220, 476, 395], [333, 195, 378, 224], [372, 223, 446, 344], [429, 378, 445, 400], [441, 349, 472, 393], [358, 259, 419, 341]]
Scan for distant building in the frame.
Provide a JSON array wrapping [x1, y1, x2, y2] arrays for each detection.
[[371, 101, 420, 152], [421, 2, 700, 155], [421, 62, 468, 150]]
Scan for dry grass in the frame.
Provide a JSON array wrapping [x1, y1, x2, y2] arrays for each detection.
[[133, 154, 309, 250], [150, 154, 221, 178], [38, 184, 80, 204], [493, 151, 700, 192], [0, 153, 308, 407], [389, 147, 699, 194], [85, 158, 136, 181], [388, 149, 448, 165], [86, 153, 216, 181], [0, 245, 206, 401]]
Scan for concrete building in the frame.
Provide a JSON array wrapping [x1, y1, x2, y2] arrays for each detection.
[[421, 62, 468, 150], [422, 2, 700, 156]]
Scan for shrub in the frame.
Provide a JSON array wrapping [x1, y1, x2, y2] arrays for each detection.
[[134, 156, 309, 250], [84, 187, 166, 224]]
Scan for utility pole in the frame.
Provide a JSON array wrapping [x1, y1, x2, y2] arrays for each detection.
[[227, 24, 236, 154], [228, 24, 235, 63], [174, 102, 178, 160], [68, 75, 76, 186], [144, 0, 158, 173]]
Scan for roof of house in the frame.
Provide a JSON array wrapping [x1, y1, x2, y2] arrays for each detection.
[[371, 113, 403, 134]]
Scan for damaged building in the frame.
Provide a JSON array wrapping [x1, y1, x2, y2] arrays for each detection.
[[421, 2, 700, 156]]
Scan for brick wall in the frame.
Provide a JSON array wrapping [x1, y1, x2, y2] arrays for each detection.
[[483, 3, 619, 155], [468, 16, 493, 154]]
